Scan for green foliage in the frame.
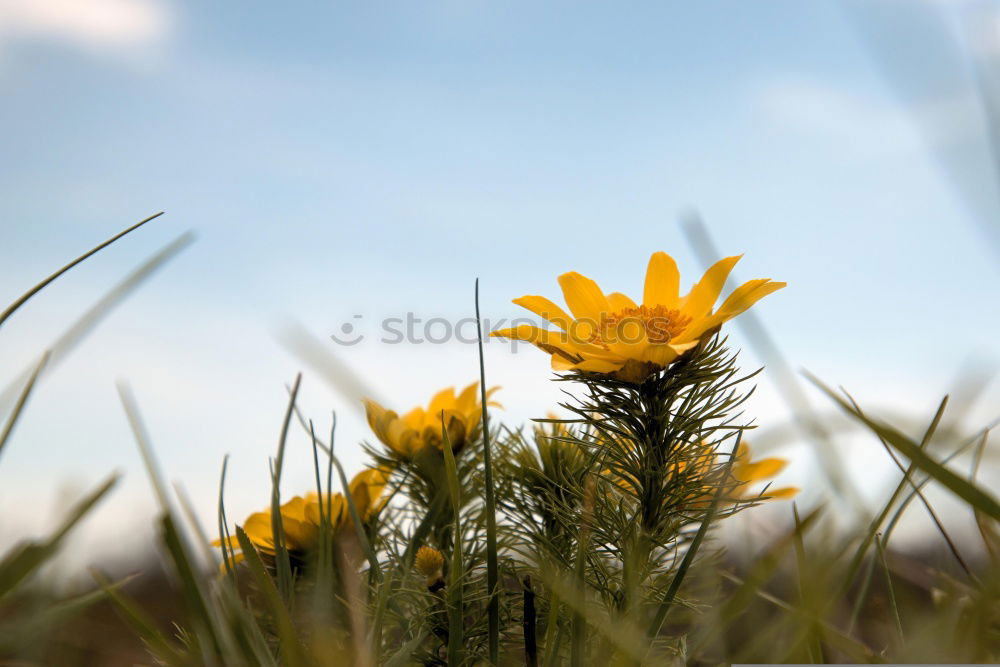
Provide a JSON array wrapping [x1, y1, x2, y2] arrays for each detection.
[[4, 215, 1000, 665]]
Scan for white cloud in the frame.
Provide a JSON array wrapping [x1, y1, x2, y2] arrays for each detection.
[[0, 0, 169, 51]]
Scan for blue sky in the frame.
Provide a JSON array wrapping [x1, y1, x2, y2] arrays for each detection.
[[1, 0, 999, 563]]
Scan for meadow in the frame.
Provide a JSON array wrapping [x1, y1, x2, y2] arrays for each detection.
[[0, 215, 997, 666]]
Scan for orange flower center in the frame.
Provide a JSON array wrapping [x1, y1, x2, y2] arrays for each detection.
[[590, 305, 692, 347]]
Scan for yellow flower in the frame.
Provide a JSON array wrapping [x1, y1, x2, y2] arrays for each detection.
[[607, 440, 796, 504], [680, 440, 797, 504], [414, 546, 445, 578], [363, 382, 500, 459], [491, 251, 785, 383], [726, 441, 798, 501], [215, 467, 390, 565]]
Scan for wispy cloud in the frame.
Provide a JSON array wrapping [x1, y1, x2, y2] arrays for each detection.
[[0, 0, 170, 52], [756, 78, 981, 157]]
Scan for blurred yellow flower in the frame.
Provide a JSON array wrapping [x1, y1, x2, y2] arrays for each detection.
[[215, 467, 389, 565], [680, 440, 797, 504], [726, 441, 798, 501], [491, 251, 784, 383], [414, 546, 445, 578], [609, 440, 796, 504], [363, 382, 500, 459]]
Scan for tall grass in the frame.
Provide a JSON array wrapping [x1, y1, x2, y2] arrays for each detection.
[[0, 213, 999, 666]]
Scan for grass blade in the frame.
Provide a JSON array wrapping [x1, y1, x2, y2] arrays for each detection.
[[0, 233, 194, 412], [682, 214, 865, 513], [440, 412, 465, 667], [841, 395, 948, 595], [0, 211, 164, 329], [0, 473, 118, 598], [875, 533, 904, 644], [234, 528, 306, 667], [570, 475, 595, 667], [383, 631, 429, 667], [646, 440, 740, 645], [91, 568, 187, 666], [271, 373, 302, 604], [474, 278, 500, 665], [0, 351, 49, 462], [811, 375, 1000, 520]]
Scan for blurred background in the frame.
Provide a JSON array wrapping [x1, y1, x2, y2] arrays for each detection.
[[2, 0, 1000, 576]]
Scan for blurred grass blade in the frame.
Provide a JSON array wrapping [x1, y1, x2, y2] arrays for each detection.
[[537, 567, 645, 663], [646, 442, 738, 644], [811, 375, 1000, 520], [682, 213, 865, 514], [0, 473, 118, 598], [0, 211, 164, 330], [0, 574, 134, 654], [570, 475, 595, 667], [843, 392, 974, 581], [118, 382, 232, 659], [92, 568, 188, 666], [331, 451, 381, 579], [882, 426, 989, 544], [542, 588, 562, 667], [475, 278, 500, 664], [277, 320, 382, 408], [970, 431, 1000, 563], [0, 350, 49, 462], [271, 373, 301, 604], [158, 513, 225, 659], [117, 382, 173, 511], [0, 233, 194, 412], [841, 395, 948, 593], [694, 506, 823, 655], [235, 527, 306, 666], [791, 503, 822, 662], [217, 455, 236, 581], [718, 570, 876, 662], [440, 412, 465, 667], [384, 632, 429, 667], [875, 533, 904, 643]]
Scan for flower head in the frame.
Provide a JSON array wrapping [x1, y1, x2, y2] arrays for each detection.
[[673, 440, 797, 505], [363, 382, 500, 460], [414, 546, 445, 578], [725, 441, 797, 501], [607, 439, 796, 504], [491, 251, 784, 383], [215, 467, 390, 565]]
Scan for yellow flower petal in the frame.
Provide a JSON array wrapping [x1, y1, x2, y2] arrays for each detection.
[[512, 295, 574, 331], [643, 251, 681, 308], [680, 255, 742, 319], [454, 382, 480, 414], [402, 406, 426, 430], [640, 343, 680, 366], [492, 325, 618, 362], [738, 457, 788, 481], [242, 512, 275, 550], [427, 387, 456, 418], [557, 271, 611, 322], [675, 279, 786, 344], [606, 291, 637, 312], [568, 357, 626, 374], [717, 279, 786, 317]]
